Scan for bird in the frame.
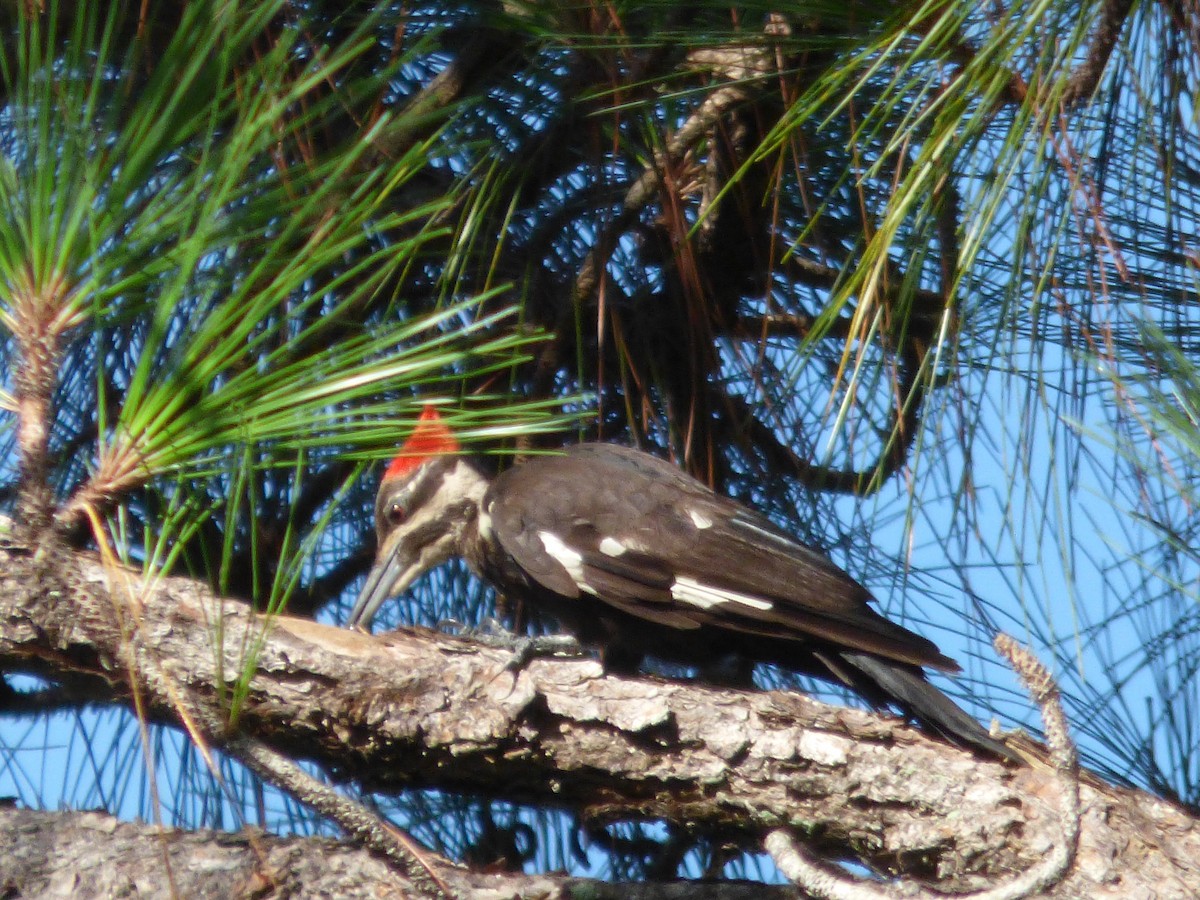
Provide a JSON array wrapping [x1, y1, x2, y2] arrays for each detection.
[[349, 405, 1011, 759]]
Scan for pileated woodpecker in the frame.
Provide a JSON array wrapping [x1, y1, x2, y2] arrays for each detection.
[[349, 406, 1011, 759]]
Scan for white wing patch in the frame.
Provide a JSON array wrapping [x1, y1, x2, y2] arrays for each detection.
[[538, 530, 597, 595], [671, 576, 773, 612], [477, 504, 493, 540], [688, 509, 714, 529], [598, 537, 627, 557], [730, 514, 798, 550]]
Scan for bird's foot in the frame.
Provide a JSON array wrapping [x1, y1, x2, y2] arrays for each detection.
[[437, 618, 584, 667]]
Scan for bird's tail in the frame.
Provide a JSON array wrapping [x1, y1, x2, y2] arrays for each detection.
[[833, 652, 1017, 761]]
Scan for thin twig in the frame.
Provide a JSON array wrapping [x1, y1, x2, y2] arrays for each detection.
[[227, 735, 454, 900]]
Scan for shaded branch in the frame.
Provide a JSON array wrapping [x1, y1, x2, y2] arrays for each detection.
[[934, 0, 1134, 108], [1060, 0, 1136, 105], [531, 30, 774, 399], [0, 806, 795, 900]]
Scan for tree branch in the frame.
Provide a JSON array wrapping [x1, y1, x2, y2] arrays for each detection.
[[1, 540, 1198, 895], [0, 806, 795, 900]]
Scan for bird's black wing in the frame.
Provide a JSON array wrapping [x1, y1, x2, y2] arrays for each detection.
[[487, 443, 957, 672]]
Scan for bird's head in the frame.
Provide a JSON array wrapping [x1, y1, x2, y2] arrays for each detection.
[[348, 405, 489, 630]]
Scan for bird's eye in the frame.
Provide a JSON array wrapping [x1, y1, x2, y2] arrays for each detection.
[[387, 502, 407, 525]]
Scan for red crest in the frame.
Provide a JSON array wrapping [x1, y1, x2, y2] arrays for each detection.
[[384, 405, 460, 479]]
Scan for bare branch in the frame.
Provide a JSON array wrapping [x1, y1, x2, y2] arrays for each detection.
[[0, 806, 794, 900]]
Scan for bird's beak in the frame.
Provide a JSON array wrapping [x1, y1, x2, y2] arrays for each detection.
[[347, 532, 422, 630]]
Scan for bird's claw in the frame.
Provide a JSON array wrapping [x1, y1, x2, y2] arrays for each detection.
[[436, 618, 583, 666], [502, 634, 586, 669]]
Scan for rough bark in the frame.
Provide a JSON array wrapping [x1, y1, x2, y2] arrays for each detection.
[[0, 806, 796, 900], [1, 539, 1198, 897]]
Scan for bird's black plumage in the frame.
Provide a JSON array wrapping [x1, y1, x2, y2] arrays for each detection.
[[487, 444, 956, 672], [351, 424, 1011, 760]]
